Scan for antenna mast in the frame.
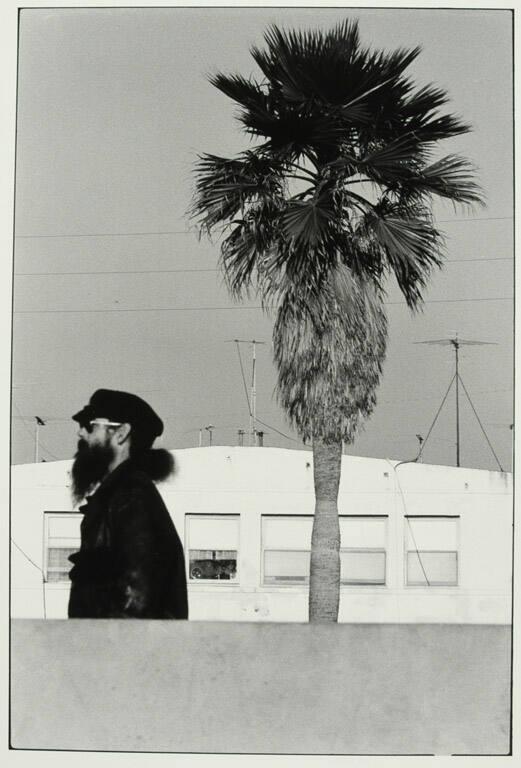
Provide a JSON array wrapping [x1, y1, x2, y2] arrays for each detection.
[[35, 416, 45, 463], [226, 339, 266, 445], [414, 334, 498, 468]]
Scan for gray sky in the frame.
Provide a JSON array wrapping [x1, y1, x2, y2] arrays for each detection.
[[12, 6, 513, 470]]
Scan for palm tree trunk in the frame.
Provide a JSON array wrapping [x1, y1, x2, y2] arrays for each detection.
[[308, 437, 342, 622]]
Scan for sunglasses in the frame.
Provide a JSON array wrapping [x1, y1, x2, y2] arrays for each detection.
[[79, 419, 123, 433]]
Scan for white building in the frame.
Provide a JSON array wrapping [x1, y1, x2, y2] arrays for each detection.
[[11, 446, 513, 623]]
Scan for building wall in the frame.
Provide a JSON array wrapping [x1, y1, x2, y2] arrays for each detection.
[[10, 447, 513, 623], [11, 619, 512, 754]]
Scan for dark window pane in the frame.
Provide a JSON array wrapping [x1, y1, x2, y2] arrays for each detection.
[[189, 549, 237, 580]]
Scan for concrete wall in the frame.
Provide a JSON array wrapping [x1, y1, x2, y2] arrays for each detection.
[[11, 447, 513, 622], [11, 620, 511, 755]]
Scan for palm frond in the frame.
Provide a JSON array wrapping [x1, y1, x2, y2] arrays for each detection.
[[282, 196, 334, 247], [220, 223, 260, 299], [251, 21, 419, 116], [363, 209, 443, 308], [220, 200, 282, 298], [210, 73, 266, 109], [401, 83, 450, 118], [191, 152, 284, 232], [273, 267, 387, 443], [409, 112, 471, 142], [404, 154, 484, 205], [343, 134, 422, 182]]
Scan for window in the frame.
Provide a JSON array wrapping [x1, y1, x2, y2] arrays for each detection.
[[405, 516, 459, 586], [261, 515, 387, 586], [43, 513, 82, 583], [186, 515, 239, 582], [264, 550, 310, 583], [340, 517, 387, 585], [262, 516, 313, 585]]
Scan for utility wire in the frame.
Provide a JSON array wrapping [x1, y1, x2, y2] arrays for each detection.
[[230, 340, 300, 445], [13, 256, 513, 276], [256, 417, 301, 444], [34, 440, 60, 461], [436, 216, 512, 223], [12, 401, 60, 459], [14, 305, 263, 315], [387, 460, 431, 586], [15, 268, 220, 276], [235, 341, 252, 417], [12, 400, 37, 442], [385, 297, 512, 306], [458, 377, 504, 471], [446, 257, 512, 264], [417, 373, 457, 461], [14, 215, 513, 239], [11, 538, 43, 573], [405, 517, 431, 587], [16, 230, 193, 239], [12, 296, 514, 315], [10, 386, 512, 412], [11, 538, 47, 618]]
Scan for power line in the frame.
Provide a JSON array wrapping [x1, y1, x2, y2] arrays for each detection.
[[10, 538, 47, 618], [232, 341, 252, 418], [387, 459, 431, 585], [13, 256, 513, 277], [13, 305, 263, 315], [385, 297, 512, 306], [445, 257, 512, 263], [12, 400, 61, 460], [15, 268, 220, 276], [12, 296, 513, 315], [16, 230, 193, 239], [12, 400, 37, 442], [13, 215, 513, 239], [436, 216, 512, 223], [11, 538, 43, 574], [256, 417, 301, 444], [405, 518, 431, 587], [34, 440, 60, 461]]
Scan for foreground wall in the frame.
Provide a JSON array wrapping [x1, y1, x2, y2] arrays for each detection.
[[11, 620, 511, 755]]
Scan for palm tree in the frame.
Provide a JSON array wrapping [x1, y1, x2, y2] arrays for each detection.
[[190, 19, 482, 622], [273, 269, 387, 620]]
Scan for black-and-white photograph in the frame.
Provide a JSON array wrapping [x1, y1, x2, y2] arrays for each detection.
[[9, 3, 513, 757]]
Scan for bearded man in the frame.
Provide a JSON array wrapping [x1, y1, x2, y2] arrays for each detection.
[[67, 389, 188, 619]]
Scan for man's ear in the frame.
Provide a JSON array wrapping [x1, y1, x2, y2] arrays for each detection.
[[116, 423, 132, 445]]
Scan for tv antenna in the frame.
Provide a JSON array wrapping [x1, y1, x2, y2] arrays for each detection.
[[34, 416, 46, 463], [204, 424, 215, 447], [413, 334, 503, 470], [226, 339, 266, 446]]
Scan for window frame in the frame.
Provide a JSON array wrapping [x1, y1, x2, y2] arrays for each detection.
[[42, 511, 82, 585], [185, 513, 241, 585], [262, 546, 311, 586], [260, 514, 388, 588], [340, 547, 387, 586], [404, 515, 460, 588], [260, 514, 313, 587]]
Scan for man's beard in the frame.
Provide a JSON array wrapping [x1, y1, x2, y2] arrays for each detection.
[[71, 439, 115, 504]]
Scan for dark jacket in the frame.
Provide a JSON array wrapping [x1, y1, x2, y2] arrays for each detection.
[[68, 460, 188, 619]]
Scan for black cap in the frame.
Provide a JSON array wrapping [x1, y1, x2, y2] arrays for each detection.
[[73, 389, 163, 446]]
